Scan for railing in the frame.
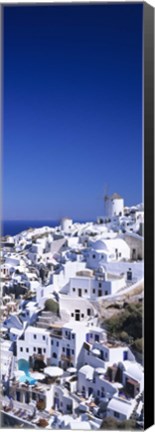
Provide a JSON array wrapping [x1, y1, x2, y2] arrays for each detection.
[[50, 332, 62, 339], [61, 354, 73, 361]]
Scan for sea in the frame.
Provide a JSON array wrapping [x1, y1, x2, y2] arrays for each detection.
[[2, 219, 93, 237], [2, 220, 60, 237]]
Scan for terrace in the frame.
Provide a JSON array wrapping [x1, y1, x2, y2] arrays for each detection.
[[0, 394, 51, 428]]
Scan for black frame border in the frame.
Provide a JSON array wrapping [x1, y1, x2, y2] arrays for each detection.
[[144, 2, 154, 430]]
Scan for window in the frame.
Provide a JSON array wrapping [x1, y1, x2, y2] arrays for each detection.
[[72, 334, 75, 339], [87, 309, 91, 316], [97, 390, 100, 396], [26, 348, 29, 353], [73, 288, 75, 292], [33, 335, 37, 339], [20, 347, 23, 352], [25, 392, 30, 404], [81, 313, 84, 317], [119, 253, 121, 257], [34, 347, 36, 352], [114, 412, 120, 418], [98, 290, 102, 297], [92, 254, 96, 259], [95, 334, 99, 342], [51, 340, 53, 345], [85, 289, 87, 293], [71, 313, 74, 317], [105, 290, 108, 295], [42, 336, 45, 340], [98, 282, 102, 288], [43, 348, 46, 353], [52, 352, 57, 358], [56, 342, 59, 347], [92, 289, 95, 294], [63, 347, 65, 352], [72, 349, 74, 355]]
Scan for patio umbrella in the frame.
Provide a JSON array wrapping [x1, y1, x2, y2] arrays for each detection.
[[66, 367, 77, 374], [30, 372, 45, 381], [14, 370, 25, 379], [44, 366, 63, 377]]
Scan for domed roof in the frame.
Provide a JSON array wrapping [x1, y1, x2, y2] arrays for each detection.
[[92, 239, 107, 251]]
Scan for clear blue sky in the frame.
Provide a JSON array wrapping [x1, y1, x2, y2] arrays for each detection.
[[3, 4, 143, 221]]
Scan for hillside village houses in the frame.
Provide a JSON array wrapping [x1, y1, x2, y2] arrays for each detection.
[[0, 194, 144, 429]]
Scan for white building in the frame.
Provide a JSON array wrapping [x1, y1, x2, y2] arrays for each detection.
[[83, 338, 135, 370], [37, 260, 87, 308], [119, 232, 144, 260], [77, 365, 118, 400], [17, 326, 51, 364], [50, 321, 90, 369], [61, 218, 73, 233], [107, 395, 136, 421], [87, 238, 130, 268], [104, 193, 124, 219], [62, 268, 126, 299]]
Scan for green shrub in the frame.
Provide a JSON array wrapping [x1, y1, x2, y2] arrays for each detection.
[[103, 302, 143, 342], [100, 417, 136, 430], [45, 299, 59, 314], [120, 331, 130, 343], [131, 338, 143, 354], [100, 417, 119, 430]]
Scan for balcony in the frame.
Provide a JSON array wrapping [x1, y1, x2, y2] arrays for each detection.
[[50, 331, 62, 339], [61, 354, 73, 362]]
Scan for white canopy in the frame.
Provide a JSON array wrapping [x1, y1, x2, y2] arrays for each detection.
[[67, 367, 77, 374], [30, 372, 45, 381], [14, 370, 25, 379], [44, 366, 63, 377]]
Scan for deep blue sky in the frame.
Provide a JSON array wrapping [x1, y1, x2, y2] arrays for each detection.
[[3, 4, 143, 221]]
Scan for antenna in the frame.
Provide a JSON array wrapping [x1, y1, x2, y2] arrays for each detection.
[[103, 183, 109, 201]]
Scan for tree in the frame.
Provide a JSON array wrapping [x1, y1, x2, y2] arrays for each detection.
[[45, 299, 59, 314], [100, 417, 119, 430]]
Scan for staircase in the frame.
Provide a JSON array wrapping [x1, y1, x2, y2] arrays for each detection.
[[35, 311, 57, 328]]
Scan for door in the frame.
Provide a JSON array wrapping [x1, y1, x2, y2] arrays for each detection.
[[123, 350, 128, 360], [88, 387, 93, 396], [54, 397, 59, 409], [132, 248, 136, 260], [75, 309, 80, 321], [66, 348, 70, 357], [78, 288, 82, 297], [115, 249, 118, 259]]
